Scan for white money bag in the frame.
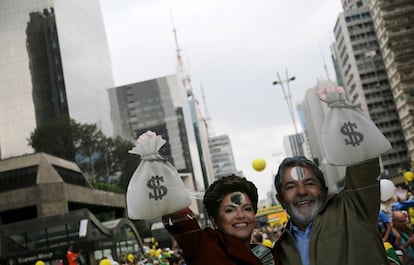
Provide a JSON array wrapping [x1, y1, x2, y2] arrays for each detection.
[[126, 131, 191, 220], [318, 86, 392, 166]]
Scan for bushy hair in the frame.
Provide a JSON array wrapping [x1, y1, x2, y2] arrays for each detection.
[[203, 175, 258, 220], [274, 156, 328, 196]]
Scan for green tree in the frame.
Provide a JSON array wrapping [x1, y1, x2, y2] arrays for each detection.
[[108, 136, 140, 191], [71, 122, 106, 181], [28, 115, 76, 161], [91, 135, 140, 188], [28, 119, 139, 189]]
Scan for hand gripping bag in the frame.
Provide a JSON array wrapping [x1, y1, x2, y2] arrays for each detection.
[[126, 131, 191, 220], [318, 86, 391, 166]]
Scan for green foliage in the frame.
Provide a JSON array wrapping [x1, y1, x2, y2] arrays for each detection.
[[28, 118, 140, 191], [91, 181, 123, 193], [28, 115, 76, 161], [110, 136, 141, 191]]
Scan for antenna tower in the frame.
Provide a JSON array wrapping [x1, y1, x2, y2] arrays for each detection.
[[171, 13, 193, 97], [319, 43, 331, 81], [201, 84, 215, 137]]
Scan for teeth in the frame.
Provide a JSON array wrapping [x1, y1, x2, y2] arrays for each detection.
[[234, 223, 247, 227], [296, 201, 310, 206]]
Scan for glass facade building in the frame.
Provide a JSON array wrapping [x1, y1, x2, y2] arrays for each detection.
[[208, 134, 238, 179], [0, 0, 114, 159]]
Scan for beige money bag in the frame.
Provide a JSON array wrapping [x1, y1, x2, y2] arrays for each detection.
[[126, 131, 191, 220], [318, 86, 391, 166]]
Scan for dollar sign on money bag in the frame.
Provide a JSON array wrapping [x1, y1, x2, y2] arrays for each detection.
[[147, 175, 168, 200], [340, 121, 364, 146]]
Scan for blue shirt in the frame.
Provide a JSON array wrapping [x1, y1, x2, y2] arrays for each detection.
[[291, 223, 312, 265]]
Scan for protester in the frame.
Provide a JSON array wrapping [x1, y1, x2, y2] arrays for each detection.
[[379, 209, 396, 244], [127, 254, 135, 265], [384, 241, 403, 265], [66, 246, 78, 265], [162, 175, 279, 264], [251, 232, 263, 244], [379, 210, 405, 265], [393, 210, 414, 261], [273, 156, 388, 265], [272, 227, 282, 242]]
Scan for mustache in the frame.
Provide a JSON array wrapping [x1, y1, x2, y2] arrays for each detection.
[[293, 196, 315, 204]]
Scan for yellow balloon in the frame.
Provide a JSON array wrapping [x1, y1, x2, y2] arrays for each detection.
[[262, 239, 273, 248], [127, 254, 134, 263], [35, 261, 45, 265], [99, 259, 112, 265], [404, 171, 413, 182], [252, 158, 266, 172]]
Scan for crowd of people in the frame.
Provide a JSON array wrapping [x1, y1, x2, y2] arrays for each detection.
[[379, 193, 414, 265]]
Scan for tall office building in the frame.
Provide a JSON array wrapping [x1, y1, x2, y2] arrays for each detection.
[[370, 0, 414, 161], [208, 134, 238, 179], [283, 133, 305, 157], [0, 1, 114, 159], [108, 74, 205, 191], [341, 0, 370, 11], [331, 6, 409, 177], [188, 96, 215, 187]]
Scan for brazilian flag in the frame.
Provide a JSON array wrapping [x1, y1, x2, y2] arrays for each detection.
[[384, 242, 401, 265]]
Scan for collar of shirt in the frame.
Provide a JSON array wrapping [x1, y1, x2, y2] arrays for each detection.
[[290, 223, 312, 265]]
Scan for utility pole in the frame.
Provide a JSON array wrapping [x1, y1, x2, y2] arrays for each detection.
[[272, 69, 298, 135]]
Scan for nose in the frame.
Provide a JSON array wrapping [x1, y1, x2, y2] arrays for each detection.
[[235, 208, 245, 219], [297, 182, 307, 196]]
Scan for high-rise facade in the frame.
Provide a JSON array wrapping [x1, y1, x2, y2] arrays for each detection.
[[208, 134, 238, 179], [283, 133, 305, 158], [331, 6, 410, 177], [370, 0, 414, 161], [108, 75, 206, 191], [0, 0, 114, 159], [341, 0, 370, 11]]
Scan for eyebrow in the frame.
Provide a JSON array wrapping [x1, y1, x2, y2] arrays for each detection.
[[223, 202, 252, 208]]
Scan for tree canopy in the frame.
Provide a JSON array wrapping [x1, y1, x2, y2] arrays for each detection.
[[28, 117, 139, 190]]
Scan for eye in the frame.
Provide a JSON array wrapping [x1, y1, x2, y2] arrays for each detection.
[[304, 179, 316, 186], [224, 207, 234, 213], [244, 206, 253, 212], [285, 183, 295, 190]]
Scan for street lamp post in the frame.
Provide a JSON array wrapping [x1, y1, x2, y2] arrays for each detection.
[[272, 69, 298, 135]]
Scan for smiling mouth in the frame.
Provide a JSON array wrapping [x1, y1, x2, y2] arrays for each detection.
[[294, 200, 313, 207], [233, 222, 248, 228]]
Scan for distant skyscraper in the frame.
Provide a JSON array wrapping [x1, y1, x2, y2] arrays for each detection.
[[208, 134, 238, 179], [341, 0, 369, 11], [0, 0, 114, 159], [370, 0, 414, 162], [26, 10, 69, 127], [187, 96, 215, 188], [331, 6, 409, 177], [283, 133, 305, 157], [108, 74, 205, 191]]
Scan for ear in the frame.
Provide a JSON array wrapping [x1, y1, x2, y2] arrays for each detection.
[[276, 194, 285, 208]]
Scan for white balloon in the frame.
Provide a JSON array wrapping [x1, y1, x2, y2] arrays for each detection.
[[380, 179, 396, 202]]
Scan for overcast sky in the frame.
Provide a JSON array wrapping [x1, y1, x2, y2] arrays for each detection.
[[100, 0, 343, 199]]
